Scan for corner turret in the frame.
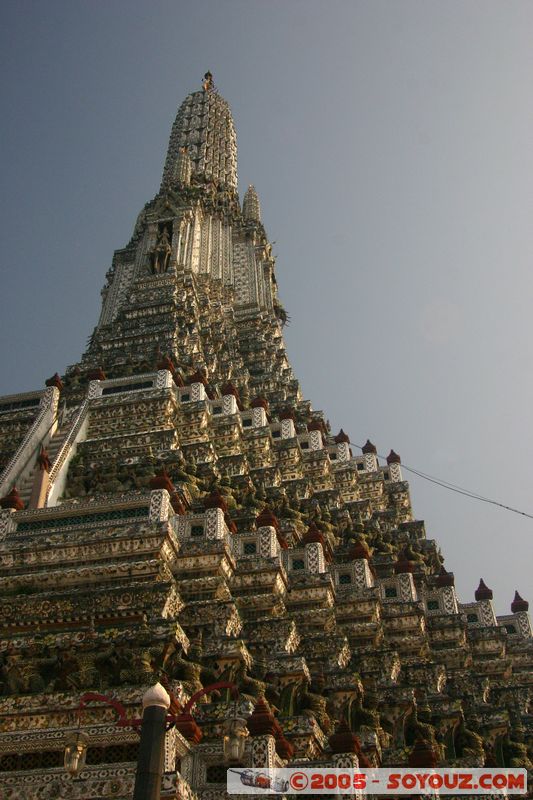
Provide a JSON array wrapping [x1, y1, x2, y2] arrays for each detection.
[[243, 184, 261, 223]]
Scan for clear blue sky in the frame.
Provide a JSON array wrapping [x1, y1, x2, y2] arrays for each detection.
[[1, 0, 532, 613]]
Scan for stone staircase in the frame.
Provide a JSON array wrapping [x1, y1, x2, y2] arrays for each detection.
[[17, 408, 78, 509]]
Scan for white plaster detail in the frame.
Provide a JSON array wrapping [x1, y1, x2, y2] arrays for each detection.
[[222, 395, 237, 415], [281, 419, 295, 439], [251, 734, 276, 768], [252, 407, 267, 427], [441, 585, 459, 614], [364, 453, 378, 472], [149, 489, 171, 522], [156, 370, 173, 389], [479, 599, 497, 626], [398, 572, 417, 601], [258, 525, 279, 558], [389, 462, 403, 482], [190, 382, 206, 402], [351, 559, 374, 589], [309, 430, 323, 451], [337, 442, 351, 462], [204, 507, 226, 540], [305, 541, 325, 574], [88, 380, 102, 399]]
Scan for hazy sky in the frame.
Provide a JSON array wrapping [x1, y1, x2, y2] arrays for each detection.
[[1, 1, 532, 613]]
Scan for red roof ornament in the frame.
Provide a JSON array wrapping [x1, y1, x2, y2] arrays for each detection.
[[511, 591, 529, 613], [349, 538, 371, 561], [45, 373, 64, 391], [156, 354, 176, 374], [302, 522, 325, 547], [251, 396, 269, 411], [302, 522, 333, 562], [221, 380, 243, 409], [247, 697, 278, 737], [328, 719, 361, 755], [221, 381, 240, 400], [255, 506, 289, 549], [255, 506, 280, 533], [334, 429, 350, 444], [203, 488, 228, 513], [408, 737, 438, 768], [307, 418, 324, 432], [149, 467, 174, 494], [149, 468, 187, 513], [187, 369, 208, 386], [87, 368, 106, 381], [475, 578, 493, 601], [275, 735, 294, 759], [394, 548, 415, 574], [280, 407, 296, 421], [386, 449, 401, 465], [0, 486, 24, 511], [362, 439, 377, 455], [174, 712, 202, 744], [435, 566, 454, 587]]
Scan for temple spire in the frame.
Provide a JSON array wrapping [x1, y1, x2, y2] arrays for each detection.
[[243, 184, 261, 223], [161, 75, 237, 191]]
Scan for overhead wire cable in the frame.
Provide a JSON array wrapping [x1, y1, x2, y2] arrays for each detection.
[[351, 442, 533, 520]]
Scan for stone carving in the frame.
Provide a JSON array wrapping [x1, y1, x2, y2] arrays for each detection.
[[149, 227, 172, 274]]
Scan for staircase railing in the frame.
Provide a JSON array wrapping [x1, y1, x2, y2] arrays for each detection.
[[0, 387, 60, 498], [46, 400, 90, 505]]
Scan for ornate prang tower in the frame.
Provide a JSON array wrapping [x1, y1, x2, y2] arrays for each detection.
[[0, 75, 531, 799]]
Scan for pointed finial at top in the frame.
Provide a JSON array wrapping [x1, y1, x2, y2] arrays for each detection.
[[436, 565, 454, 587], [362, 439, 377, 455], [334, 428, 350, 444], [387, 449, 401, 465], [247, 697, 278, 737], [202, 71, 214, 92], [475, 578, 493, 601], [511, 591, 529, 613]]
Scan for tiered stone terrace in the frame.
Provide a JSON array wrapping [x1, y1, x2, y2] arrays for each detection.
[[0, 76, 531, 800]]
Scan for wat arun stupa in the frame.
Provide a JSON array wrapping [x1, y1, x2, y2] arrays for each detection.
[[0, 73, 530, 799]]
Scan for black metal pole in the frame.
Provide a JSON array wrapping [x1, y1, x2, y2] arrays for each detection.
[[133, 685, 170, 800]]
